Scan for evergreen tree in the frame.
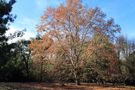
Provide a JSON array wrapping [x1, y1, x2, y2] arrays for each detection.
[[0, 0, 16, 81]]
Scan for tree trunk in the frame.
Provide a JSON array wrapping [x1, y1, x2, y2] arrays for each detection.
[[75, 78, 80, 85], [73, 71, 80, 85], [22, 55, 30, 81], [59, 82, 65, 86], [40, 61, 43, 82]]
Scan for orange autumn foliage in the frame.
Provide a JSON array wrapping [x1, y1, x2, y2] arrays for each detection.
[[29, 0, 120, 85]]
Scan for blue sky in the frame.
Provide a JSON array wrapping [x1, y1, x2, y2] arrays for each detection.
[[9, 0, 135, 40]]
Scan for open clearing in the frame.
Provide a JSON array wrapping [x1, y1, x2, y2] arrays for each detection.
[[0, 83, 135, 90]]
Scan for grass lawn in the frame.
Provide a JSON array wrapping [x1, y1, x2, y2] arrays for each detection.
[[0, 83, 135, 90]]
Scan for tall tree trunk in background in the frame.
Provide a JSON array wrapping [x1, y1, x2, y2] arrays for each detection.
[[74, 72, 80, 85], [40, 61, 43, 82]]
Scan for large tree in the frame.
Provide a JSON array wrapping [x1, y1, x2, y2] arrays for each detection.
[[30, 0, 120, 85], [0, 0, 16, 81], [0, 0, 16, 64]]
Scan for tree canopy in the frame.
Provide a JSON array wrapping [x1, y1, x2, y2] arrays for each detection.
[[30, 0, 120, 85]]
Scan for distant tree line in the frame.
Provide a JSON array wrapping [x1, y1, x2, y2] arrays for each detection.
[[0, 0, 135, 86]]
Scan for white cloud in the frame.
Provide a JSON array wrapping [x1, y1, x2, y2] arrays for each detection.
[[6, 26, 36, 44], [22, 30, 36, 40], [5, 16, 38, 44], [5, 26, 18, 36]]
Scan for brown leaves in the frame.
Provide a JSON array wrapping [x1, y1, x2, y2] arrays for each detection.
[[42, 35, 53, 49], [66, 0, 80, 8], [48, 30, 60, 38], [29, 35, 53, 60], [55, 5, 66, 20], [30, 0, 121, 84], [35, 0, 120, 64], [41, 8, 55, 20], [88, 9, 95, 19]]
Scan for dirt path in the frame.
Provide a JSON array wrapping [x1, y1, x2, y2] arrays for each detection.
[[0, 83, 135, 90]]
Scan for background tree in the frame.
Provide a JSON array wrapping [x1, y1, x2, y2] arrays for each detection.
[[116, 36, 135, 85], [0, 40, 32, 81], [125, 51, 135, 85], [84, 31, 120, 85], [13, 40, 31, 81], [29, 35, 53, 81]]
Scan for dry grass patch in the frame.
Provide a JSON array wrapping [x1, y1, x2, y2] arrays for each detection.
[[0, 83, 135, 90]]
